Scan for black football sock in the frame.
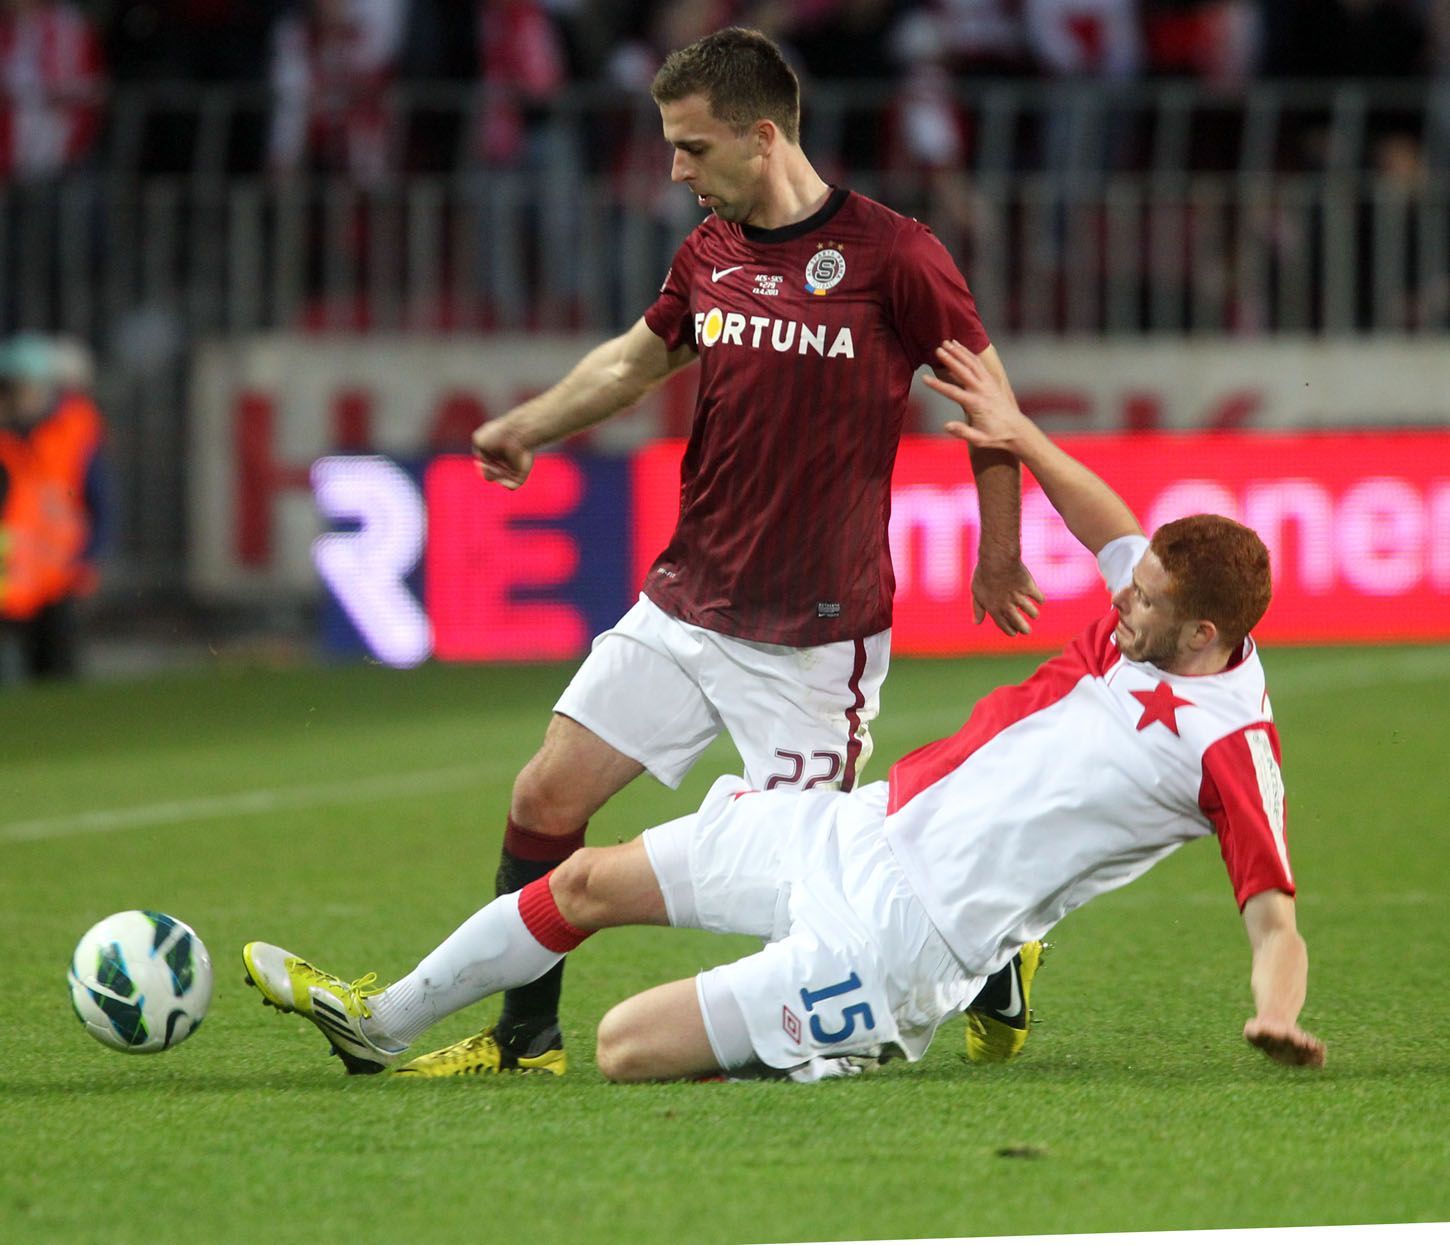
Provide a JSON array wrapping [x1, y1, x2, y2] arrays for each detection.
[[493, 819, 586, 1053]]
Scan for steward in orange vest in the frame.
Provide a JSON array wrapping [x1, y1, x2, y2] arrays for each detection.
[[0, 335, 107, 679], [0, 390, 104, 618]]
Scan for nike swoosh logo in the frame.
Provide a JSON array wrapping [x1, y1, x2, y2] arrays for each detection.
[[992, 964, 1023, 1020], [711, 265, 744, 282]]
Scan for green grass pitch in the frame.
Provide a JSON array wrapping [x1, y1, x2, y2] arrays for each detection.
[[3, 645, 1449, 1242]]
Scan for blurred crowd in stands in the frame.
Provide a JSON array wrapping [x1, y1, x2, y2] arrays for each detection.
[[0, 1, 1445, 183], [0, 1, 1444, 343]]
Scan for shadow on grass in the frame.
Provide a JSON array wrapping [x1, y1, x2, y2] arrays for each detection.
[[4, 1047, 1393, 1103], [0, 1070, 398, 1096], [957, 1049, 1413, 1086]]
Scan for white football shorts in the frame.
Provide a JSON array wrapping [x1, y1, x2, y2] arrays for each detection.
[[554, 595, 889, 790], [643, 775, 981, 1072]]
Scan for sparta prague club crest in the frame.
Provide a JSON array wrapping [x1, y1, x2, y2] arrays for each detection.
[[804, 246, 846, 295]]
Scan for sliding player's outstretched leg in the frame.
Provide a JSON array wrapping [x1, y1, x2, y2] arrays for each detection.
[[396, 714, 644, 1078], [244, 838, 664, 1077], [393, 838, 573, 1079], [243, 876, 587, 1075]]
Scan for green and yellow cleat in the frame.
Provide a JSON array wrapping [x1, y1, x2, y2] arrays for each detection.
[[394, 1025, 567, 1078], [241, 941, 403, 1075], [965, 940, 1046, 1064]]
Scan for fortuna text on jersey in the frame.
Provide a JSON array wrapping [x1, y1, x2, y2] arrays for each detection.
[[693, 306, 855, 358]]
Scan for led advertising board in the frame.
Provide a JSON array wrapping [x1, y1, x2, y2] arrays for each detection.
[[316, 432, 1450, 666]]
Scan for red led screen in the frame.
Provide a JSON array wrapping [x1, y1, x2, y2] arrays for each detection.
[[633, 432, 1450, 653]]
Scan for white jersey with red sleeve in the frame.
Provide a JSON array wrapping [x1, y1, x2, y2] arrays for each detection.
[[881, 534, 1293, 976]]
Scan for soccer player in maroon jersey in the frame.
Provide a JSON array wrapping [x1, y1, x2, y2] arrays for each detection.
[[396, 26, 1044, 1077]]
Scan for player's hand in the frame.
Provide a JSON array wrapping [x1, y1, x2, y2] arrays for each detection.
[[971, 558, 1043, 636], [1244, 1017, 1326, 1068], [924, 340, 1031, 453], [471, 419, 534, 489]]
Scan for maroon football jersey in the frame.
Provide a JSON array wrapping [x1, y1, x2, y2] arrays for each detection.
[[642, 187, 990, 646]]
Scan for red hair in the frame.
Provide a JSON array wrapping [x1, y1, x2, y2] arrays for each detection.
[[1150, 515, 1271, 650]]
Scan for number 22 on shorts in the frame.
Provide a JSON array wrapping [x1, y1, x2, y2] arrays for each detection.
[[800, 971, 877, 1044]]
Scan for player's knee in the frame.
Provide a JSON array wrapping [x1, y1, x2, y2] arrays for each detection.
[[549, 847, 609, 927], [595, 1004, 654, 1083], [510, 762, 588, 834]]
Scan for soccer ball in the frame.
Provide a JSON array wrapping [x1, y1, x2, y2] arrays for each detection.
[[67, 910, 214, 1054]]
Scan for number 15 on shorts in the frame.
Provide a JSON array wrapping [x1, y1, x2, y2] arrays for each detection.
[[800, 971, 876, 1045]]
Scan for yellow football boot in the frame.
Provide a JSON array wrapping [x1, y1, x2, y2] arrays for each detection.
[[394, 1025, 567, 1077], [965, 940, 1045, 1064], [242, 941, 402, 1074]]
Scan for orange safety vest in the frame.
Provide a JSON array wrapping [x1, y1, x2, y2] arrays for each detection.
[[0, 392, 103, 619]]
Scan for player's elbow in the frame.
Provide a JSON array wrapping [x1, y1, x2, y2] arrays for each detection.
[[605, 358, 657, 408], [1253, 924, 1308, 984], [1242, 888, 1300, 947]]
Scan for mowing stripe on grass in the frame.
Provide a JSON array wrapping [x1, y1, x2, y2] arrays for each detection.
[[0, 764, 488, 843], [1266, 644, 1450, 695]]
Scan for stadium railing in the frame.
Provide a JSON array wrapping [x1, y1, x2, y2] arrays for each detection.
[[0, 78, 1443, 594]]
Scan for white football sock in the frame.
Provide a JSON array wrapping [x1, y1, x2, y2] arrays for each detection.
[[365, 892, 563, 1047]]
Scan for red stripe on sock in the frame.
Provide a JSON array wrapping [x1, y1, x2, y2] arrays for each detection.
[[504, 817, 587, 863], [517, 875, 592, 953]]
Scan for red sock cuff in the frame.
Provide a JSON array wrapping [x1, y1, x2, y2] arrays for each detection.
[[504, 817, 587, 863], [517, 875, 592, 953]]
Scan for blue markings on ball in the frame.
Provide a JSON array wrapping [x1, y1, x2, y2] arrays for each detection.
[[95, 941, 135, 998], [88, 986, 150, 1046], [163, 933, 195, 995], [143, 911, 196, 995], [144, 910, 177, 952]]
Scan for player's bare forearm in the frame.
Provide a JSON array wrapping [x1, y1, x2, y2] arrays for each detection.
[[953, 346, 1042, 634], [960, 343, 1023, 566], [1012, 425, 1141, 556], [505, 319, 690, 447], [1241, 890, 1325, 1068], [925, 340, 1141, 557], [472, 318, 694, 486], [970, 446, 1021, 566]]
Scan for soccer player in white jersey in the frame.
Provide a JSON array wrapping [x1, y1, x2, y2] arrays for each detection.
[[243, 339, 1325, 1080]]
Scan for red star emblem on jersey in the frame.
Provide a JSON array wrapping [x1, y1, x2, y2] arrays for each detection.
[[1130, 681, 1195, 735]]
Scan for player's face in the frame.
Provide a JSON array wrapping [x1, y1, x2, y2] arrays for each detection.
[[659, 94, 765, 224], [1113, 551, 1190, 667]]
